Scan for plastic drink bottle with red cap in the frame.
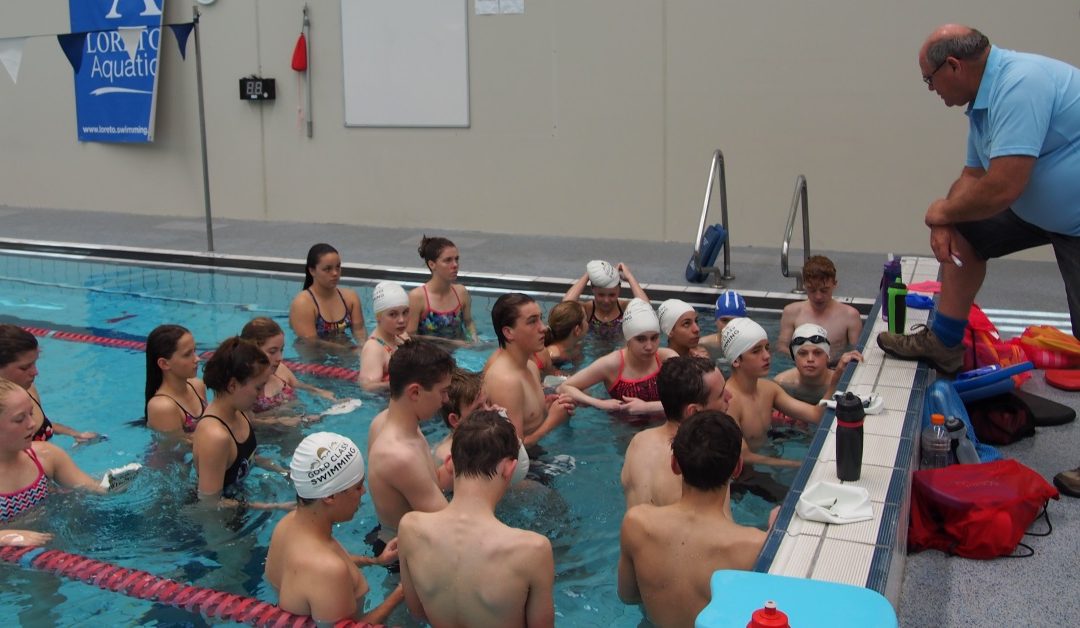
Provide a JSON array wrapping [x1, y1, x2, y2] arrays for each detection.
[[921, 413, 951, 469], [747, 600, 790, 628]]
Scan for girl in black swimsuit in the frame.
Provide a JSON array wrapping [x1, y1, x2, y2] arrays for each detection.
[[193, 337, 290, 509]]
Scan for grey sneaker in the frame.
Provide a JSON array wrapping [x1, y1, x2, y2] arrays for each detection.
[[1054, 467, 1080, 498], [876, 324, 964, 376]]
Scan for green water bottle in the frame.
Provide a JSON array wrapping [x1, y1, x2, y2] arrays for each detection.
[[887, 279, 907, 334]]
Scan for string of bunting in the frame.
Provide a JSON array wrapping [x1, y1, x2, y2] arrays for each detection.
[[0, 22, 194, 84]]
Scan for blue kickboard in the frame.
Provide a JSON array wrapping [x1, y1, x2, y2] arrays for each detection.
[[696, 570, 897, 628], [686, 223, 727, 283]]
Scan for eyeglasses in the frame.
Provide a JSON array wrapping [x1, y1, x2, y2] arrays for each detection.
[[922, 58, 948, 88], [791, 335, 828, 349]]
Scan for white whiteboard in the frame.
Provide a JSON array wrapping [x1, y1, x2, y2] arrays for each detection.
[[340, 0, 470, 127]]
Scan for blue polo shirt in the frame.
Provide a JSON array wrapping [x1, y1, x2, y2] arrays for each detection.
[[966, 46, 1080, 236]]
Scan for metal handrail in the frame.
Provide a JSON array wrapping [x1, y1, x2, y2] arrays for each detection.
[[780, 175, 810, 293], [692, 149, 734, 286]]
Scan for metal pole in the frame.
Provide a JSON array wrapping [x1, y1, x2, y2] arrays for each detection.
[[304, 4, 313, 138], [193, 5, 214, 252]]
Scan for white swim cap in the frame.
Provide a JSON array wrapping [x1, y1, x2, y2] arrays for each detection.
[[586, 260, 620, 289], [721, 317, 768, 362], [372, 281, 409, 315], [658, 299, 695, 336], [622, 298, 660, 341], [291, 432, 365, 499], [790, 323, 830, 358], [512, 441, 530, 485]]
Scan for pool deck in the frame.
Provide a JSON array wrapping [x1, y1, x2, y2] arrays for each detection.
[[2, 205, 1079, 626]]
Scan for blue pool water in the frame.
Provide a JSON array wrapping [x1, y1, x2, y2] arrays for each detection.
[[0, 251, 806, 627]]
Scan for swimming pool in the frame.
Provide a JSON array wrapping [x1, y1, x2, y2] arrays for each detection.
[[0, 251, 807, 626]]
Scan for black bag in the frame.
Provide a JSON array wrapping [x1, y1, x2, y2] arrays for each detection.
[[964, 392, 1036, 445]]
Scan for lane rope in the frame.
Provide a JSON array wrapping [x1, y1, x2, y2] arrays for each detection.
[[0, 545, 379, 628], [21, 326, 360, 382]]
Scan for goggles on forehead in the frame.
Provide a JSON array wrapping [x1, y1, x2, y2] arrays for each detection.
[[791, 334, 828, 348]]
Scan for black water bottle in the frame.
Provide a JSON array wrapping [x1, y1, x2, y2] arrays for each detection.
[[834, 392, 865, 482]]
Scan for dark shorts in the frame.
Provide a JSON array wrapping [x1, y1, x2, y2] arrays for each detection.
[[956, 209, 1080, 338], [363, 524, 400, 574]]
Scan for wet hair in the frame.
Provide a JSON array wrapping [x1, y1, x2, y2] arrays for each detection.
[[303, 243, 339, 290], [202, 337, 270, 394], [0, 377, 25, 415], [240, 317, 285, 346], [802, 255, 837, 285], [451, 409, 519, 479], [672, 410, 743, 490], [657, 356, 718, 421], [144, 324, 192, 407], [387, 340, 456, 399], [544, 301, 586, 346], [0, 324, 38, 368], [926, 28, 990, 67], [417, 235, 456, 272], [491, 293, 536, 348], [440, 368, 484, 428]]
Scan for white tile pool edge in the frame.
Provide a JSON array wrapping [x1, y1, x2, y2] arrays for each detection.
[[754, 256, 940, 608]]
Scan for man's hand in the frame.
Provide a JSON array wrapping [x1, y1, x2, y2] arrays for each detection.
[[929, 225, 962, 264]]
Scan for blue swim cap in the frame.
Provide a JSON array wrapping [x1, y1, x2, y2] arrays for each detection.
[[715, 290, 746, 319]]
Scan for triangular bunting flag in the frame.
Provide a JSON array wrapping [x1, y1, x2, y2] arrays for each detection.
[[0, 37, 27, 84], [57, 32, 88, 74], [118, 27, 145, 63], [169, 23, 194, 60]]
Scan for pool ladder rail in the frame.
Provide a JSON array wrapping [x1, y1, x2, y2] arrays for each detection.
[[781, 174, 811, 294], [691, 149, 735, 288], [692, 151, 812, 293]]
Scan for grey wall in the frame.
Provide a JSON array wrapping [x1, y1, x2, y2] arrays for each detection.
[[1, 1, 1076, 260]]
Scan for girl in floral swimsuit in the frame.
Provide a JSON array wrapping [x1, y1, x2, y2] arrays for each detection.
[[288, 243, 367, 352], [407, 236, 477, 342], [241, 317, 336, 422]]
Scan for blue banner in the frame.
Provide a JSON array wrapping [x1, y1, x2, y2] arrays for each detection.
[[69, 0, 165, 143]]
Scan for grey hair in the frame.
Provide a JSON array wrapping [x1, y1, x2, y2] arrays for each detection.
[[927, 28, 990, 67]]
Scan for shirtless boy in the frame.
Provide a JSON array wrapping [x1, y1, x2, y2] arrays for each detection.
[[618, 411, 766, 627], [776, 256, 863, 362], [621, 356, 730, 508], [774, 323, 862, 404], [485, 293, 573, 446], [366, 340, 454, 562], [266, 432, 402, 625], [721, 318, 841, 469], [399, 410, 555, 628]]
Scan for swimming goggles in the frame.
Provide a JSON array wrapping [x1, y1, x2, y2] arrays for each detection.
[[790, 334, 828, 349]]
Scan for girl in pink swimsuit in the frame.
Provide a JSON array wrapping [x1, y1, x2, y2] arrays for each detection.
[[0, 380, 104, 523], [557, 299, 679, 416], [145, 324, 209, 435], [359, 282, 411, 391]]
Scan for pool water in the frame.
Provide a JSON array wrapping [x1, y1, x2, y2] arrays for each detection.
[[0, 252, 807, 627]]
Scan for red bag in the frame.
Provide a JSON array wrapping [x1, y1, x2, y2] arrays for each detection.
[[909, 459, 1058, 559]]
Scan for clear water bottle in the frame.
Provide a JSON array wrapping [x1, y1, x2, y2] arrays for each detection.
[[921, 413, 951, 469], [944, 416, 980, 465]]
